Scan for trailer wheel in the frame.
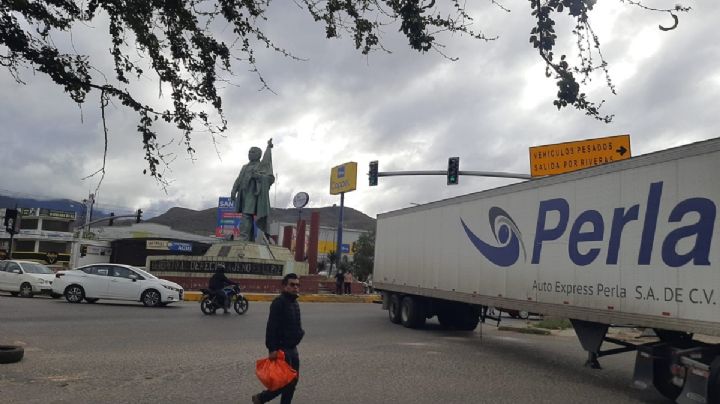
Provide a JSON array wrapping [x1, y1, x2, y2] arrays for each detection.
[[400, 296, 426, 329], [652, 353, 682, 400], [708, 357, 720, 404], [453, 304, 480, 331], [388, 294, 402, 324], [437, 310, 453, 329]]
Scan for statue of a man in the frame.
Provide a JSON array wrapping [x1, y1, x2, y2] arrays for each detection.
[[230, 139, 275, 242]]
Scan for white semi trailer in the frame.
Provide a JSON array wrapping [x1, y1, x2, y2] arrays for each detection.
[[374, 137, 720, 403]]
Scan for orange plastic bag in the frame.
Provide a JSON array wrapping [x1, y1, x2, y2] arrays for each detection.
[[255, 350, 298, 392]]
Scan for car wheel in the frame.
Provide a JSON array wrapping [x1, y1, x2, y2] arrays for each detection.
[[85, 298, 99, 304], [234, 297, 249, 315], [0, 345, 24, 364], [19, 283, 33, 298], [64, 285, 85, 303], [141, 289, 161, 307]]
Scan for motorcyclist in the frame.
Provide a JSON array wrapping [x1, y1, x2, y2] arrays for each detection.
[[208, 265, 239, 314]]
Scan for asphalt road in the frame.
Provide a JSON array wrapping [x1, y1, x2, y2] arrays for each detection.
[[0, 294, 672, 404]]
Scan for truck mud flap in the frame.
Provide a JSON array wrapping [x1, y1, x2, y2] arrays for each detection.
[[675, 356, 720, 404], [632, 344, 664, 390]]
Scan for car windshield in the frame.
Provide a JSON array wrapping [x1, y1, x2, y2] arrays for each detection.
[[130, 266, 157, 280], [21, 262, 54, 274]]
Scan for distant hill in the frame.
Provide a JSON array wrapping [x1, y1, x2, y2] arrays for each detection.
[[0, 196, 86, 213], [0, 193, 375, 235], [148, 206, 376, 236]]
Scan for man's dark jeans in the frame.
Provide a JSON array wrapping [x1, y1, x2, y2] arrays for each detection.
[[257, 347, 299, 404]]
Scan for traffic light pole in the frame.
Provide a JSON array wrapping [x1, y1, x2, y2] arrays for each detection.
[[376, 170, 532, 180]]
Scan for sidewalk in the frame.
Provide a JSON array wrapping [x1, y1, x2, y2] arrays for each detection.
[[183, 291, 381, 303]]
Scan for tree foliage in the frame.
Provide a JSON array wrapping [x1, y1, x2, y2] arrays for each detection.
[[0, 0, 688, 182], [351, 230, 375, 281]]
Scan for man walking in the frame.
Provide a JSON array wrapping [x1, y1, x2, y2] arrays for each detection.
[[253, 273, 304, 404], [334, 269, 344, 295]]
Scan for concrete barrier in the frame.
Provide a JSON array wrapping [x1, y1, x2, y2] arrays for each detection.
[[184, 291, 380, 304]]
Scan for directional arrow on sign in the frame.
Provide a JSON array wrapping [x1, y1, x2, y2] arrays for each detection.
[[616, 146, 628, 156]]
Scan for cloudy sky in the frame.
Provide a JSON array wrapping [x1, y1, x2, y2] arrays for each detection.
[[1, 1, 718, 220]]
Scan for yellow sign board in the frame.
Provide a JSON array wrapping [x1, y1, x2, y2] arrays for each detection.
[[329, 162, 358, 195], [529, 134, 631, 177]]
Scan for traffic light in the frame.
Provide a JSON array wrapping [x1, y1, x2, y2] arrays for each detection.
[[369, 161, 378, 186], [108, 212, 115, 226], [3, 208, 19, 235], [80, 245, 87, 257], [136, 209, 143, 223], [447, 157, 460, 185]]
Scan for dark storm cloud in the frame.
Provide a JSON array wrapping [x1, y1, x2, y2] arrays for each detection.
[[0, 1, 717, 218]]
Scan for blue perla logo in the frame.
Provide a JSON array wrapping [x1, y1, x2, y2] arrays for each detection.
[[461, 182, 716, 268], [461, 207, 527, 267]]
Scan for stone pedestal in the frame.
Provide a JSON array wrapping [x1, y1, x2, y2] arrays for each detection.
[[145, 240, 309, 291]]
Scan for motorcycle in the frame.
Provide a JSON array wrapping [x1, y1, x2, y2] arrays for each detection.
[[200, 285, 249, 315]]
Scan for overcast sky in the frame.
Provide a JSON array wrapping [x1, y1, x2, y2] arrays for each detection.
[[1, 1, 717, 219]]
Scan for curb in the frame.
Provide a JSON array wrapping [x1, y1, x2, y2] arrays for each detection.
[[183, 292, 380, 304]]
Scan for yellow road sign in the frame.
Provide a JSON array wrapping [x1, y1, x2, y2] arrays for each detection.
[[329, 162, 358, 195], [529, 134, 631, 177]]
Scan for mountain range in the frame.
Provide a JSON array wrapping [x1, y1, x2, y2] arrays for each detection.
[[148, 206, 376, 236], [0, 195, 376, 235]]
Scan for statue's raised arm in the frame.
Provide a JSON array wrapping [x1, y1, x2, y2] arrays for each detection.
[[259, 138, 273, 174]]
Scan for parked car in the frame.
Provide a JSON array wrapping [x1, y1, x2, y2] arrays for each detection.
[[0, 260, 58, 298], [52, 264, 184, 307]]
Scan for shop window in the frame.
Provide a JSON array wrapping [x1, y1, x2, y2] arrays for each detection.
[[39, 241, 70, 254], [41, 220, 72, 232], [19, 219, 38, 230], [14, 240, 36, 252]]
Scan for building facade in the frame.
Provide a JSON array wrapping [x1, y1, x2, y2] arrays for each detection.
[[0, 207, 77, 269]]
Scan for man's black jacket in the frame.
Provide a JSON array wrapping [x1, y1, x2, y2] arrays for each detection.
[[208, 271, 237, 290], [265, 292, 305, 352]]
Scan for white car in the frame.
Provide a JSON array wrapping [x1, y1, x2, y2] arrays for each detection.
[[0, 260, 58, 298], [52, 264, 184, 306]]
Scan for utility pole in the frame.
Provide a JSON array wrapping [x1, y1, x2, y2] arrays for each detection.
[[84, 193, 94, 233]]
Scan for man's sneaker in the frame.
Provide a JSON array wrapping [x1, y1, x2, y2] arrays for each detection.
[[251, 394, 262, 404]]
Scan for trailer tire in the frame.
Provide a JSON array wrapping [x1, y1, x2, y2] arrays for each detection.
[[437, 310, 453, 329], [453, 304, 480, 331], [436, 304, 478, 331], [388, 294, 402, 324], [652, 354, 682, 400], [400, 296, 426, 329], [708, 357, 720, 404]]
